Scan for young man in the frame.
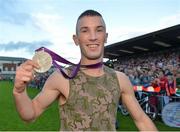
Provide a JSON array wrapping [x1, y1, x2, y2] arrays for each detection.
[[13, 10, 157, 131]]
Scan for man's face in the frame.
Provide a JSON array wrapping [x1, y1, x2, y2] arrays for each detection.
[[73, 16, 108, 60]]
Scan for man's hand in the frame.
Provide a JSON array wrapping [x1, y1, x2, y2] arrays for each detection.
[[14, 60, 39, 93]]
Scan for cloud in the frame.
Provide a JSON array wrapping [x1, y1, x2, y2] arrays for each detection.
[[107, 26, 155, 44], [159, 13, 180, 28], [0, 0, 31, 25], [0, 40, 52, 53], [31, 12, 68, 40], [31, 12, 80, 58], [107, 13, 180, 45]]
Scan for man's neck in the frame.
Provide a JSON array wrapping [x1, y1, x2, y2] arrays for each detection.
[[80, 58, 103, 65], [80, 58, 104, 77]]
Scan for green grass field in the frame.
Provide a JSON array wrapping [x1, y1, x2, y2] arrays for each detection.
[[0, 81, 179, 131]]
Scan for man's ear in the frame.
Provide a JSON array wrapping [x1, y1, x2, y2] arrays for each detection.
[[105, 33, 108, 43], [73, 34, 79, 46]]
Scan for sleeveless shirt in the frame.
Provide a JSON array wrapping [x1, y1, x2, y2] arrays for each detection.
[[59, 65, 120, 131]]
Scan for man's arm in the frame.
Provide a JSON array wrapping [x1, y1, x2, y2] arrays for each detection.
[[116, 71, 158, 131], [13, 60, 61, 122]]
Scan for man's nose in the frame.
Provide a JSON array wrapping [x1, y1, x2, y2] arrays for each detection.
[[89, 31, 97, 41]]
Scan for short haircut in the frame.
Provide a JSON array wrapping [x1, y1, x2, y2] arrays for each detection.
[[77, 9, 102, 20], [76, 9, 105, 35]]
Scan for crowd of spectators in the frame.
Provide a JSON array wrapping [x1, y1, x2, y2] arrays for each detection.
[[107, 47, 180, 96]]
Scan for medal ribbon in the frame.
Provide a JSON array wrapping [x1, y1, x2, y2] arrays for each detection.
[[35, 47, 103, 79]]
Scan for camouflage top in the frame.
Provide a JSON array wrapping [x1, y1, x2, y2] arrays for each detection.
[[59, 65, 120, 131]]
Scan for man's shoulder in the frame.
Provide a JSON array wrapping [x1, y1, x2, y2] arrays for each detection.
[[103, 65, 127, 76], [47, 70, 68, 84], [104, 66, 129, 81], [44, 70, 69, 92], [115, 70, 127, 78]]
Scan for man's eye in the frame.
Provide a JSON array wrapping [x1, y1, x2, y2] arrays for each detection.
[[97, 29, 103, 32], [81, 30, 87, 33]]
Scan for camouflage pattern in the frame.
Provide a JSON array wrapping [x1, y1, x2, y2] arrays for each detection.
[[59, 65, 120, 131]]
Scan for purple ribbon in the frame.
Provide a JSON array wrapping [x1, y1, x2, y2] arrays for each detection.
[[35, 47, 103, 79]]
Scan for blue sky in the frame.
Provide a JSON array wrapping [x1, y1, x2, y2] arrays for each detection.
[[0, 0, 179, 62]]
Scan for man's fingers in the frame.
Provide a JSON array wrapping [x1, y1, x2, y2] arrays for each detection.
[[16, 64, 35, 83], [21, 76, 32, 82], [16, 73, 33, 82], [21, 65, 35, 72], [22, 60, 40, 70], [14, 60, 39, 93]]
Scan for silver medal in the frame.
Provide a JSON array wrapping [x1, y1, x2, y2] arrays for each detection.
[[32, 50, 52, 73]]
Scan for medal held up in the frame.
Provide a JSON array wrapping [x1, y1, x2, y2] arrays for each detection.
[[32, 47, 103, 79], [32, 50, 52, 73]]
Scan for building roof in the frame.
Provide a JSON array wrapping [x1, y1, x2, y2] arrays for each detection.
[[104, 24, 180, 59], [0, 56, 26, 62]]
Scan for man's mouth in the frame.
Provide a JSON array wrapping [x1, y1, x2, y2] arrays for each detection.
[[87, 44, 99, 48]]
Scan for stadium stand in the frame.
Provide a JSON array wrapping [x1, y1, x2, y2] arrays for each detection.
[[105, 25, 180, 122], [0, 56, 26, 80], [104, 24, 180, 97]]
